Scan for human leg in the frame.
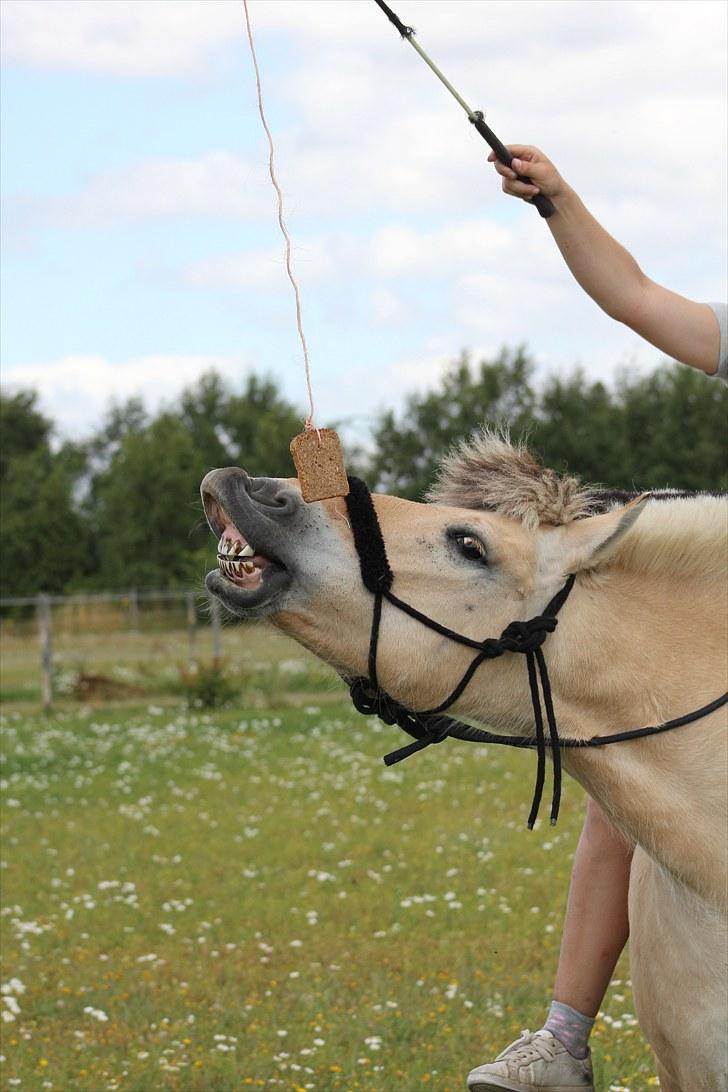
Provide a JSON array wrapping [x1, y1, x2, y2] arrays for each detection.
[[467, 797, 633, 1090], [550, 797, 633, 1022]]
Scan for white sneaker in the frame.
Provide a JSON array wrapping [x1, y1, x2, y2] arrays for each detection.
[[467, 1029, 594, 1092]]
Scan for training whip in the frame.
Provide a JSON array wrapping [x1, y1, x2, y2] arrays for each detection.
[[372, 0, 555, 219]]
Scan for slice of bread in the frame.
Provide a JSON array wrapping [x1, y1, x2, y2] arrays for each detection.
[[290, 428, 349, 502]]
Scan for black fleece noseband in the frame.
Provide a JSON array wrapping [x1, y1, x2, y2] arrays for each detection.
[[343, 477, 728, 828]]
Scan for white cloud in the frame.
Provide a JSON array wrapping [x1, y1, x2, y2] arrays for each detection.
[[3, 352, 251, 436], [9, 153, 269, 231], [181, 239, 334, 290], [2, 0, 725, 443], [0, 0, 242, 77], [389, 350, 461, 395], [369, 287, 410, 327], [0, 0, 407, 76], [5, 1, 725, 243], [370, 219, 513, 278]]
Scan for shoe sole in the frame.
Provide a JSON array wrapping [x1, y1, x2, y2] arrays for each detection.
[[469, 1080, 594, 1092]]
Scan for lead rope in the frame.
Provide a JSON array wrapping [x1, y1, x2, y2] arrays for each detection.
[[242, 0, 317, 433]]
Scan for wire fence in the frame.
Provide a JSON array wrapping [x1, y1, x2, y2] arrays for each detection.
[[1, 588, 222, 708]]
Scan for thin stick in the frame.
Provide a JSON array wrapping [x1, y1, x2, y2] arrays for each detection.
[[242, 0, 316, 430]]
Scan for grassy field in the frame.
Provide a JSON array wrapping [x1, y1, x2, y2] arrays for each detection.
[[0, 659, 658, 1092]]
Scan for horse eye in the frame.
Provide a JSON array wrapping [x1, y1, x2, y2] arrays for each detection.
[[455, 534, 487, 563]]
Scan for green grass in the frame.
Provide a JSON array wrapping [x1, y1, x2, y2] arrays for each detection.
[[0, 702, 657, 1092]]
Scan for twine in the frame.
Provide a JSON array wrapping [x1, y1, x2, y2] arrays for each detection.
[[242, 0, 316, 432]]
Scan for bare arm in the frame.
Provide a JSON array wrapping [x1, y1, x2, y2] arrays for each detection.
[[489, 146, 721, 375]]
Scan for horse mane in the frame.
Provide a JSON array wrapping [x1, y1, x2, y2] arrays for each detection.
[[426, 430, 599, 529], [427, 429, 727, 577]]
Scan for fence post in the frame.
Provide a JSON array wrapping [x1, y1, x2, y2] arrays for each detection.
[[186, 592, 197, 668], [210, 597, 221, 669], [37, 593, 53, 709], [129, 588, 139, 632]]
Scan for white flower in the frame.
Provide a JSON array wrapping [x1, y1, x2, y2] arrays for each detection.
[[83, 1006, 108, 1022], [0, 980, 25, 996]]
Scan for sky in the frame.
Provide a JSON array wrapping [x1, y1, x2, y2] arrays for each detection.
[[1, 0, 726, 446]]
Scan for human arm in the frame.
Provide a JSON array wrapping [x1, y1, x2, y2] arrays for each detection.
[[488, 145, 722, 375]]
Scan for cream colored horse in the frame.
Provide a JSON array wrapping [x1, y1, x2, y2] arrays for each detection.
[[201, 432, 727, 1090]]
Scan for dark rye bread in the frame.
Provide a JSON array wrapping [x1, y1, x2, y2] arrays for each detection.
[[290, 428, 349, 502]]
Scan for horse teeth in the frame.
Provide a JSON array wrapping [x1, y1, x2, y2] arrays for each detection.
[[217, 534, 255, 558], [242, 561, 255, 574]]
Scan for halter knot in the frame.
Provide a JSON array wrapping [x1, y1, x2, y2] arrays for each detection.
[[349, 677, 381, 718], [499, 615, 557, 654], [350, 679, 412, 728]]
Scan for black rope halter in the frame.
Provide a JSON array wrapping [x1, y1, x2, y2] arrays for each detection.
[[343, 477, 728, 828]]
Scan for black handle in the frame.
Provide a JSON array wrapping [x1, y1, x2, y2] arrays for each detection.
[[470, 112, 555, 219], [373, 0, 412, 36]]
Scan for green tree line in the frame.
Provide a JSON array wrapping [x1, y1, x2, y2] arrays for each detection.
[[1, 349, 726, 597]]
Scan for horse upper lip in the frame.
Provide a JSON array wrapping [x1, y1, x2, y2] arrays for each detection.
[[200, 469, 304, 598]]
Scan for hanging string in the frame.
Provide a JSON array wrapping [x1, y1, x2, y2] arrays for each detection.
[[242, 0, 316, 431]]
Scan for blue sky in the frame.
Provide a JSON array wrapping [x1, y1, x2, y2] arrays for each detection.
[[2, 0, 726, 445]]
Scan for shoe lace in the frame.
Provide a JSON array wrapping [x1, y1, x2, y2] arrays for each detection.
[[497, 1030, 558, 1066]]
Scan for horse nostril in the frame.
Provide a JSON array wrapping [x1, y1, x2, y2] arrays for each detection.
[[247, 478, 299, 513]]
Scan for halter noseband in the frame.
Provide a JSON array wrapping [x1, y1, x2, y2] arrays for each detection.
[[343, 477, 728, 828]]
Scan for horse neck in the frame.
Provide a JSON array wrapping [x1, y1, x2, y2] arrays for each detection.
[[464, 565, 726, 906], [547, 566, 726, 906]]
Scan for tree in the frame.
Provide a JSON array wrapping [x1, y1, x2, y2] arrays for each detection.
[[369, 347, 537, 499], [617, 365, 728, 492], [366, 352, 728, 497], [85, 371, 305, 589], [90, 413, 208, 590], [0, 390, 52, 481], [85, 397, 148, 472], [529, 371, 628, 487], [224, 373, 306, 478], [178, 370, 304, 478], [0, 390, 89, 596]]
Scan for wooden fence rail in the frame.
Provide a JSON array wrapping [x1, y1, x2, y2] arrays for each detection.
[[0, 588, 220, 710]]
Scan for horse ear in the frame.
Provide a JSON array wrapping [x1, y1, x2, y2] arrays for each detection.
[[556, 494, 651, 572]]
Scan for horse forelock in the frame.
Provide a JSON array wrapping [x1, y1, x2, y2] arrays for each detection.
[[426, 429, 599, 530]]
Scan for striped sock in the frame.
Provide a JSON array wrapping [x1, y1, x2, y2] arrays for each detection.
[[543, 999, 595, 1060]]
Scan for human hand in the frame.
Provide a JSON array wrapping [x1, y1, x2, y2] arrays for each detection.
[[488, 145, 566, 203]]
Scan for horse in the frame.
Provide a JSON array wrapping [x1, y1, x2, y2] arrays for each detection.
[[201, 431, 727, 1090]]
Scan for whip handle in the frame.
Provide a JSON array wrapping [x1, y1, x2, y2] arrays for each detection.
[[470, 112, 555, 219]]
